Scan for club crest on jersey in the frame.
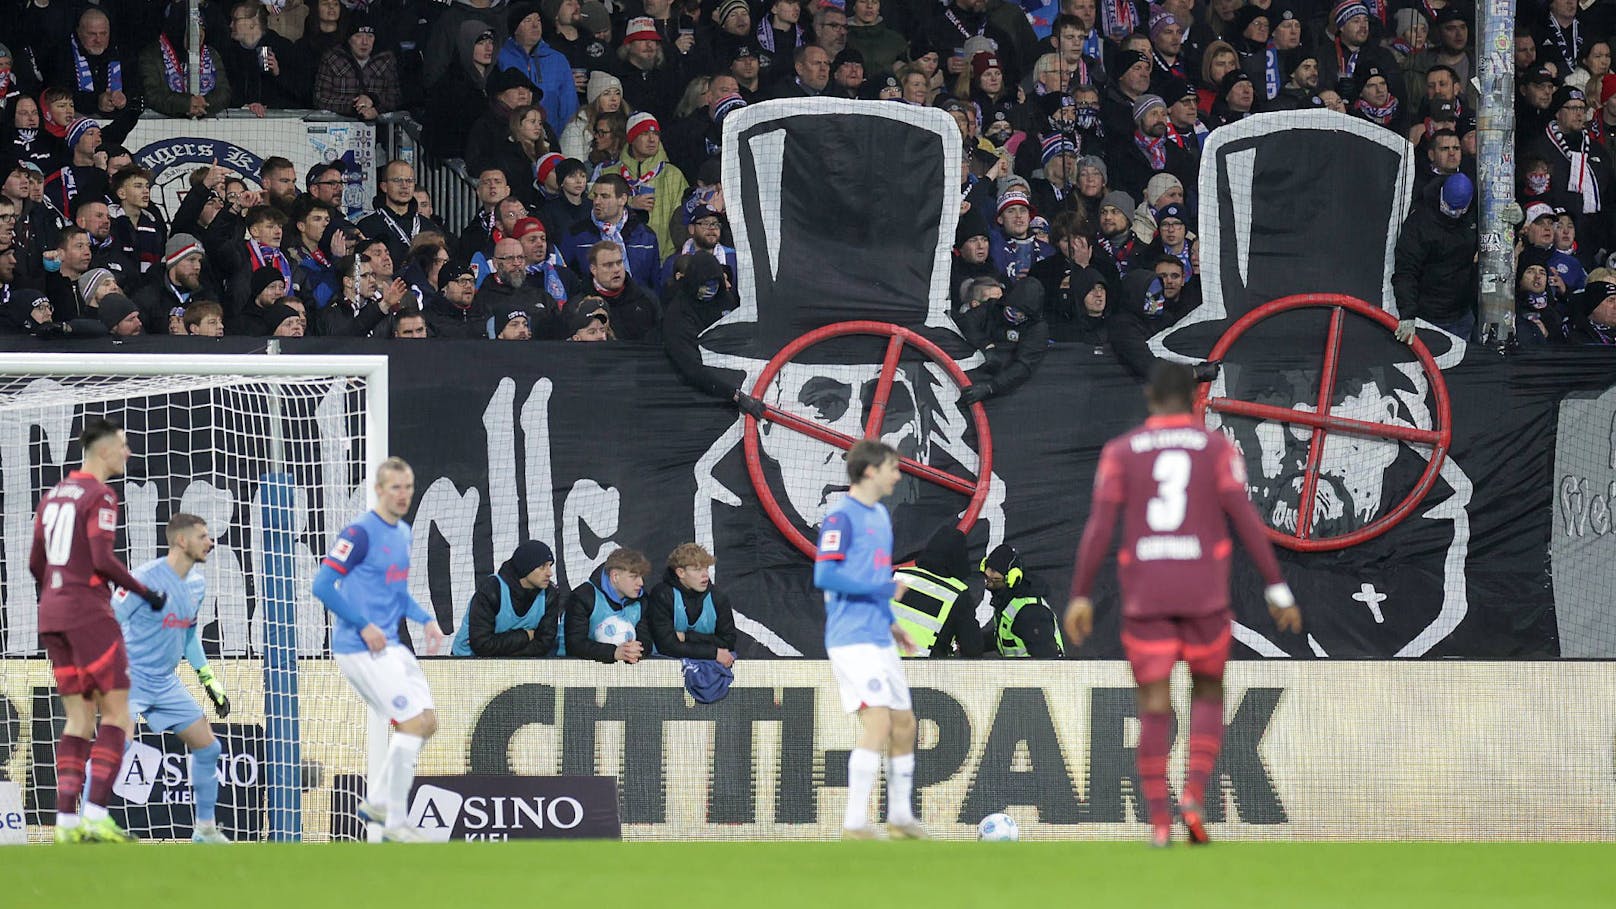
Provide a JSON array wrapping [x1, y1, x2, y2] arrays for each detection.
[[98, 508, 117, 531], [331, 539, 354, 562]]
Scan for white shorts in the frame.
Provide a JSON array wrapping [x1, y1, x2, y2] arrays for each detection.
[[335, 644, 435, 723], [827, 643, 912, 714]]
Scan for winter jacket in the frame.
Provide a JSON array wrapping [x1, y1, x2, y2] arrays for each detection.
[[1391, 180, 1478, 325], [564, 568, 652, 663], [618, 146, 690, 260], [424, 21, 496, 160], [562, 216, 663, 291], [645, 568, 739, 660], [957, 276, 1050, 397], [663, 251, 743, 398], [462, 560, 567, 656], [497, 38, 579, 131]]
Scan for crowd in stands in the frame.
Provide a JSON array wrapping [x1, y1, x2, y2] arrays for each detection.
[[0, 0, 1610, 390]]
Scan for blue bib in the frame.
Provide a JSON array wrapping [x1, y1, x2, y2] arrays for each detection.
[[673, 591, 717, 635], [452, 575, 543, 656], [590, 584, 642, 639]]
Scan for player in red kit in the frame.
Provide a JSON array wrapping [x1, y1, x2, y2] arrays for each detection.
[[30, 418, 166, 844], [1064, 363, 1302, 848]]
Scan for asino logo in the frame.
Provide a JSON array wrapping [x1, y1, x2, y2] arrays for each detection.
[[408, 784, 586, 841], [114, 740, 260, 805]]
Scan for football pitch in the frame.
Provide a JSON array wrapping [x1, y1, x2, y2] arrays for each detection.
[[2, 841, 1609, 907]]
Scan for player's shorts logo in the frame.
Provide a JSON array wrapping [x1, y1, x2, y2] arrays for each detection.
[[392, 695, 408, 710], [867, 678, 882, 692]]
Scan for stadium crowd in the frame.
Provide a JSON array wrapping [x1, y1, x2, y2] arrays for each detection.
[[0, 0, 1610, 378]]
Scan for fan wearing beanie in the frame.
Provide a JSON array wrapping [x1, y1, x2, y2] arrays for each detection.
[[453, 540, 565, 657], [620, 110, 690, 260]]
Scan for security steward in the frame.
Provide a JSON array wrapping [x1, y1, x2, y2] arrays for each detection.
[[981, 544, 1064, 657], [452, 540, 568, 656], [892, 526, 985, 657]]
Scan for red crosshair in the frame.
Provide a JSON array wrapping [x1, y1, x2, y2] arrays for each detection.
[[742, 320, 994, 559], [1194, 294, 1453, 552]]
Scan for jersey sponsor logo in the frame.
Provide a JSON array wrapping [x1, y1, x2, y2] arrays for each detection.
[[161, 614, 195, 629], [386, 565, 409, 584], [97, 508, 117, 531], [330, 539, 354, 562]]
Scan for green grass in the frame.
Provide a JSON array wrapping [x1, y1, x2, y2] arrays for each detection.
[[2, 842, 1610, 907]]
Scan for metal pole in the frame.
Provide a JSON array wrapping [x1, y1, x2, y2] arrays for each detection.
[[1476, 0, 1519, 345], [186, 0, 202, 98]]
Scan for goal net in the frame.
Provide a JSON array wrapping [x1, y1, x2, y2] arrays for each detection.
[[0, 353, 387, 842]]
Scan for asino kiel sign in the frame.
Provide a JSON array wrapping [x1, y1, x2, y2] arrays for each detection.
[[466, 683, 1285, 826], [407, 776, 622, 841]]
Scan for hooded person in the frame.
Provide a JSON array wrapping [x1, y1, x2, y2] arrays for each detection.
[[453, 539, 568, 656], [646, 543, 740, 661], [1109, 265, 1197, 379], [1046, 264, 1112, 347], [980, 543, 1063, 658], [1392, 172, 1479, 342], [957, 275, 1051, 404], [662, 250, 767, 416], [424, 22, 500, 160], [891, 526, 985, 658]]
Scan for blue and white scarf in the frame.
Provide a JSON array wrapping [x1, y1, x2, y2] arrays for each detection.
[[159, 33, 216, 95], [72, 36, 122, 94]]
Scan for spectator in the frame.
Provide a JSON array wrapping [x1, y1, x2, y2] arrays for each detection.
[[1095, 189, 1146, 277], [513, 216, 580, 303], [1550, 209, 1589, 292], [476, 236, 562, 338], [757, 0, 809, 83], [1152, 203, 1193, 277], [1034, 210, 1115, 326], [1529, 86, 1613, 253], [646, 543, 738, 663], [132, 234, 216, 331], [454, 540, 566, 657], [424, 23, 498, 161], [549, 0, 614, 76], [224, 2, 311, 113], [565, 547, 653, 664], [729, 44, 767, 102], [466, 68, 543, 181], [40, 226, 93, 319], [1569, 279, 1616, 345], [661, 204, 734, 284], [663, 250, 759, 407], [391, 309, 430, 338], [563, 297, 612, 340], [297, 0, 351, 68], [1570, 40, 1611, 101], [990, 189, 1055, 283], [313, 13, 400, 121], [620, 113, 688, 259], [1104, 49, 1155, 140], [499, 2, 578, 130], [304, 162, 345, 211], [616, 18, 684, 120], [847, 0, 909, 76], [1408, 7, 1472, 96], [4, 98, 61, 177], [1109, 263, 1197, 379], [264, 300, 307, 337], [1393, 173, 1478, 342], [359, 161, 445, 262], [319, 252, 406, 337], [142, 7, 233, 119], [236, 266, 291, 335], [97, 291, 143, 337], [491, 301, 533, 339], [957, 275, 1049, 404], [578, 239, 659, 339], [43, 118, 107, 221], [74, 267, 121, 319], [51, 8, 141, 139], [424, 255, 492, 339], [294, 219, 354, 312], [1515, 248, 1570, 346], [459, 169, 511, 260], [477, 105, 556, 208], [772, 45, 831, 98], [108, 168, 166, 284], [1317, 1, 1404, 104], [287, 196, 334, 265], [562, 173, 661, 289], [561, 71, 628, 162], [183, 299, 226, 338], [1052, 263, 1111, 347]]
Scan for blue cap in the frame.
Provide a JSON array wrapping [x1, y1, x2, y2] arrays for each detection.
[[682, 658, 735, 704], [1440, 173, 1474, 216]]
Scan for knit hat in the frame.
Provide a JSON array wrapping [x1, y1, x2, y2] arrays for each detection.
[[996, 189, 1033, 216], [493, 301, 531, 334], [163, 233, 203, 267], [1220, 68, 1255, 98], [1439, 173, 1473, 218], [1279, 47, 1316, 79], [625, 111, 660, 145], [1231, 4, 1271, 35], [534, 152, 565, 185], [586, 71, 623, 106], [1148, 5, 1180, 39], [955, 206, 992, 245], [623, 16, 661, 43], [1100, 190, 1134, 214], [76, 267, 115, 303], [962, 35, 995, 60], [714, 0, 749, 24], [511, 216, 545, 239], [982, 543, 1021, 577], [1552, 84, 1586, 115], [971, 52, 1002, 78], [728, 41, 761, 63], [250, 266, 287, 300], [1155, 202, 1186, 225], [438, 256, 476, 289], [97, 293, 138, 331], [1157, 75, 1194, 104], [1132, 93, 1166, 121], [510, 540, 555, 575], [1076, 155, 1108, 184], [832, 47, 864, 72], [579, 0, 611, 33], [1392, 7, 1428, 36], [1145, 172, 1183, 206], [711, 92, 747, 123], [350, 11, 377, 34], [1113, 49, 1148, 75], [262, 303, 303, 334], [1331, 0, 1368, 30], [1600, 74, 1616, 107], [1040, 134, 1076, 166], [541, 0, 565, 21], [65, 117, 98, 150], [507, 2, 543, 34]]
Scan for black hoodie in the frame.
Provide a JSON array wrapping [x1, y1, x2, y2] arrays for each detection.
[[958, 276, 1050, 397], [646, 566, 739, 659], [1045, 265, 1112, 347], [662, 251, 744, 399], [462, 557, 568, 656], [1109, 267, 1197, 380]]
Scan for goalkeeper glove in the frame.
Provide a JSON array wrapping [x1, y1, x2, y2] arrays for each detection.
[[196, 666, 231, 718]]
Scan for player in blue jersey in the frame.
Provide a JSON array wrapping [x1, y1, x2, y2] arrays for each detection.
[[312, 457, 446, 843], [112, 513, 232, 844], [813, 440, 927, 840]]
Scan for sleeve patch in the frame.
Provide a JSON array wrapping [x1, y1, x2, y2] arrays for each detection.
[[325, 525, 368, 568], [331, 539, 354, 561], [817, 513, 850, 559], [97, 508, 117, 532]]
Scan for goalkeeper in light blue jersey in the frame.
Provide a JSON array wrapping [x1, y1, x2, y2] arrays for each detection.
[[112, 514, 231, 844]]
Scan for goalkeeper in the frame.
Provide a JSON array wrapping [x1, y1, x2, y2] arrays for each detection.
[[112, 514, 232, 844]]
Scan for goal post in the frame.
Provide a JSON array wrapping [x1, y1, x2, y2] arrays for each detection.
[[0, 352, 389, 843]]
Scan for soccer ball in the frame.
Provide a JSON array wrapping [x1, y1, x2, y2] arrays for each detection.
[[593, 615, 637, 645], [976, 813, 1019, 842]]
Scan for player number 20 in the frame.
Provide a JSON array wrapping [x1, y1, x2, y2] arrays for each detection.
[[1146, 451, 1190, 532], [39, 502, 78, 566]]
